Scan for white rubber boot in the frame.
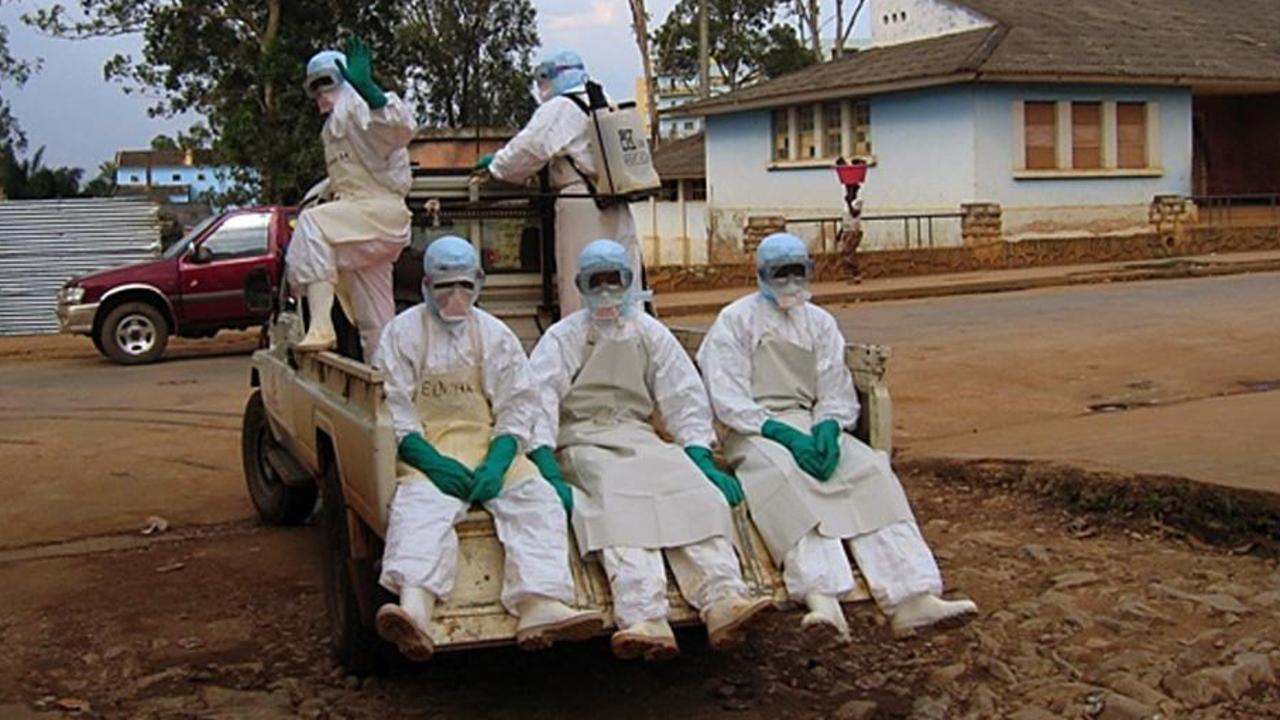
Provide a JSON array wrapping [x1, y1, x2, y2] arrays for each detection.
[[296, 281, 337, 352], [890, 594, 978, 638], [802, 592, 851, 645], [610, 618, 680, 661], [704, 594, 774, 650], [514, 597, 605, 650], [375, 587, 436, 662]]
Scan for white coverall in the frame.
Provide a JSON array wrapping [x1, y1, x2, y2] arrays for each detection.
[[286, 83, 416, 360], [529, 310, 750, 629], [488, 89, 642, 317], [376, 305, 577, 614], [696, 294, 945, 612]]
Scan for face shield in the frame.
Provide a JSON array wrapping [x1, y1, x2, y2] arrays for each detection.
[[422, 236, 484, 324], [756, 233, 814, 311]]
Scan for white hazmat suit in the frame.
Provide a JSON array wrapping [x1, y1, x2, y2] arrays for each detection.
[[530, 242, 771, 660], [698, 289, 977, 639], [488, 87, 642, 317], [286, 80, 415, 361], [374, 291, 602, 660]]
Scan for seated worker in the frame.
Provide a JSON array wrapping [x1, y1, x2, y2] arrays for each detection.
[[373, 236, 603, 661], [527, 239, 773, 661], [696, 233, 977, 642]]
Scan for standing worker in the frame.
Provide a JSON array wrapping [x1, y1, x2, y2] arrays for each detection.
[[527, 239, 772, 661], [697, 233, 977, 643], [287, 37, 416, 360], [475, 50, 643, 316], [373, 236, 604, 661]]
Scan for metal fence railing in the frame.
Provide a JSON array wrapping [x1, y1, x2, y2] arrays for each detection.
[[1190, 194, 1280, 228], [861, 212, 964, 250]]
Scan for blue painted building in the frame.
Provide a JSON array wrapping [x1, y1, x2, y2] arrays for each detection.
[[682, 0, 1280, 253], [114, 149, 240, 205]]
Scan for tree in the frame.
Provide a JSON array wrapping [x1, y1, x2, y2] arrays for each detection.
[[788, 0, 821, 60], [0, 145, 84, 199], [82, 160, 118, 197], [398, 0, 539, 128], [627, 0, 659, 144], [26, 1, 413, 204], [0, 0, 39, 152], [833, 0, 867, 58], [149, 134, 178, 150], [654, 0, 816, 93]]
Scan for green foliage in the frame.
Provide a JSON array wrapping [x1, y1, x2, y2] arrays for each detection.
[[399, 0, 539, 128], [82, 160, 119, 197], [653, 0, 816, 93], [24, 0, 541, 204], [0, 0, 40, 151], [1, 145, 85, 199]]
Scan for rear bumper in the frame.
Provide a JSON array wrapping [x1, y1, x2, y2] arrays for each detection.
[[56, 302, 99, 335]]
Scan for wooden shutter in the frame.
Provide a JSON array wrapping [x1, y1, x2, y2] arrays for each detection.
[[1117, 102, 1148, 169], [1024, 101, 1057, 170], [1072, 102, 1102, 169]]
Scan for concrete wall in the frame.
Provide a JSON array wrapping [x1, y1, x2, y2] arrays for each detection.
[[870, 0, 993, 47], [631, 198, 709, 266], [704, 82, 1193, 252], [116, 164, 239, 200], [973, 84, 1192, 238]]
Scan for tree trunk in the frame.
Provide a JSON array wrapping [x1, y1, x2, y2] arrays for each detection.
[[628, 0, 660, 145], [261, 0, 281, 202]]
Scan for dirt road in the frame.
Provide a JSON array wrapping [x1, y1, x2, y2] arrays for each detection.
[[1, 275, 1278, 718]]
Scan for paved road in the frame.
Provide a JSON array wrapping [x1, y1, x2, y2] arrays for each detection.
[[824, 272, 1280, 493]]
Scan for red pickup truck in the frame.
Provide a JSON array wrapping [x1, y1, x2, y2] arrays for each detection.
[[56, 206, 295, 364]]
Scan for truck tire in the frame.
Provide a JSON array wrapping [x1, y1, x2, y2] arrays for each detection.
[[99, 301, 170, 364], [241, 392, 317, 525], [317, 458, 393, 675]]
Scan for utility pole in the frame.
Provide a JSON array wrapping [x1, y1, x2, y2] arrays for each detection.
[[698, 0, 710, 99], [627, 0, 659, 145]]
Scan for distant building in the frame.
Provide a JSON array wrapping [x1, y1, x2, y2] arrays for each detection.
[[680, 0, 1280, 253], [636, 70, 729, 141], [114, 149, 239, 205]]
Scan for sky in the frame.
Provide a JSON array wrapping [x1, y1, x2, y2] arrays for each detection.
[[1, 0, 864, 172]]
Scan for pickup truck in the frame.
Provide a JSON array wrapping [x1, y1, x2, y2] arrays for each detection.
[[239, 174, 895, 673], [56, 206, 296, 364]]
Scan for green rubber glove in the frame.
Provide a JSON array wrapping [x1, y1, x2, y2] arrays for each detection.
[[684, 446, 744, 506], [761, 419, 827, 481], [399, 432, 473, 500], [529, 445, 574, 515], [469, 434, 519, 504], [811, 419, 843, 481], [475, 152, 495, 170], [337, 36, 388, 110]]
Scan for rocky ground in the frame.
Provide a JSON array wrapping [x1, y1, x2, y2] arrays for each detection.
[[2, 462, 1276, 720]]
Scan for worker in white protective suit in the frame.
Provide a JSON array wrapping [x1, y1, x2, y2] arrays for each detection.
[[527, 239, 772, 661], [287, 37, 415, 360], [697, 233, 977, 642], [373, 236, 604, 661], [475, 50, 642, 317]]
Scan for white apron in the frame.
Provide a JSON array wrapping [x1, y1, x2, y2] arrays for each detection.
[[723, 335, 914, 562], [396, 318, 539, 489], [306, 125, 412, 246], [556, 330, 736, 555]]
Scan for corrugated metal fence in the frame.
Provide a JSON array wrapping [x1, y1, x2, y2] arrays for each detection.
[[0, 197, 161, 335]]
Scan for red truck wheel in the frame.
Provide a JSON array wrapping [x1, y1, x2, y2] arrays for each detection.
[[99, 301, 169, 365]]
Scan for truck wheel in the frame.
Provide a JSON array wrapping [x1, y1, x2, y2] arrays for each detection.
[[317, 458, 392, 675], [99, 301, 169, 364], [241, 392, 317, 525]]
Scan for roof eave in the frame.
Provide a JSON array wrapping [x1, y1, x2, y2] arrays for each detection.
[[684, 72, 982, 117]]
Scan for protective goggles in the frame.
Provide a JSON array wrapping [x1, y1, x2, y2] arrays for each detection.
[[534, 61, 584, 82], [761, 260, 814, 284], [305, 69, 342, 98], [574, 267, 633, 296]]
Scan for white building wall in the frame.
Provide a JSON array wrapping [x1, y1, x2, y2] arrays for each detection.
[[870, 0, 993, 47], [631, 198, 709, 266]]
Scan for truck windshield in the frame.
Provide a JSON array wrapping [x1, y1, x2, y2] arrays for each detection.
[[163, 215, 221, 259]]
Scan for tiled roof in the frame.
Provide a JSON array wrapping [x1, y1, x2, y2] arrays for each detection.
[[652, 133, 705, 180], [684, 0, 1280, 116]]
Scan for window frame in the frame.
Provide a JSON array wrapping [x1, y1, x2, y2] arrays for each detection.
[[768, 98, 874, 169], [1015, 99, 1162, 179]]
